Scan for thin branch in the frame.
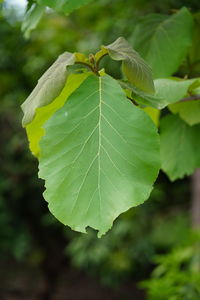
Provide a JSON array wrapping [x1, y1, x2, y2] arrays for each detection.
[[75, 61, 94, 73], [180, 94, 200, 102], [96, 53, 109, 70]]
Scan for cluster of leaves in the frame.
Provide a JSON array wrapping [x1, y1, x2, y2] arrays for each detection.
[[21, 37, 160, 237], [21, 6, 200, 236], [2, 3, 200, 298], [141, 232, 200, 300]]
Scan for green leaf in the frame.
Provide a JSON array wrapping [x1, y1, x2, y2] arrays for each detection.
[[26, 72, 90, 157], [39, 74, 160, 237], [22, 3, 45, 38], [160, 114, 200, 181], [101, 37, 155, 94], [188, 13, 200, 75], [120, 78, 196, 109], [37, 0, 94, 15], [169, 100, 200, 126], [154, 78, 196, 106], [21, 52, 75, 126], [132, 8, 194, 78], [168, 79, 200, 125], [143, 107, 160, 127], [120, 81, 163, 109]]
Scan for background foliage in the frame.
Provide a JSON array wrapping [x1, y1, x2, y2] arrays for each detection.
[[1, 0, 200, 299]]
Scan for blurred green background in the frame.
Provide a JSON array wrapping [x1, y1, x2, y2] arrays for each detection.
[[1, 0, 200, 299]]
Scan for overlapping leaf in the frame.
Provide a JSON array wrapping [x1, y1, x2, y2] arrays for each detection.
[[21, 51, 75, 126], [97, 37, 155, 94], [154, 78, 196, 107], [121, 78, 196, 109], [132, 7, 194, 78], [143, 107, 160, 127], [26, 72, 90, 157], [160, 114, 200, 181], [169, 101, 200, 126], [39, 74, 160, 236]]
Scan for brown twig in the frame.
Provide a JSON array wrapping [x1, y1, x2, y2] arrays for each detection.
[[180, 94, 200, 102], [96, 53, 108, 70]]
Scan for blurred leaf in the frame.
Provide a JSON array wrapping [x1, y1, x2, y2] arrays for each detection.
[[160, 114, 200, 181], [22, 3, 45, 38], [21, 52, 75, 126], [38, 74, 160, 237], [102, 37, 155, 94], [37, 0, 94, 15], [188, 13, 200, 75], [132, 8, 194, 78], [141, 232, 200, 300]]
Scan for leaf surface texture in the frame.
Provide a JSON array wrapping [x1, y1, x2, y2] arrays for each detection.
[[39, 75, 160, 236]]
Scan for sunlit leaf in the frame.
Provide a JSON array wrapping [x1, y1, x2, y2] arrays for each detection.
[[26, 72, 90, 157], [39, 74, 160, 236]]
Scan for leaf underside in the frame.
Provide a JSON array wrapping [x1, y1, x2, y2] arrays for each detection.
[[21, 51, 75, 126], [103, 37, 155, 94], [39, 75, 160, 237]]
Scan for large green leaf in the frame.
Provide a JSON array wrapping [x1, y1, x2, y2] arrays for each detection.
[[98, 37, 155, 94], [21, 52, 75, 126], [132, 8, 193, 78], [160, 114, 200, 181], [37, 0, 94, 15], [26, 72, 90, 157], [39, 74, 160, 237]]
